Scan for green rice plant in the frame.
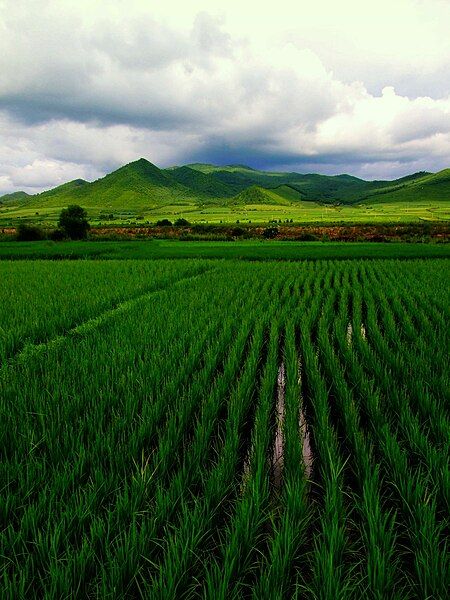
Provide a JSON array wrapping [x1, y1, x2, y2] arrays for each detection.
[[322, 277, 400, 599], [144, 324, 266, 599], [252, 321, 310, 600], [296, 290, 352, 600], [0, 258, 448, 598], [342, 275, 448, 598], [357, 277, 449, 511], [100, 310, 258, 596], [202, 321, 279, 600], [0, 259, 212, 361]]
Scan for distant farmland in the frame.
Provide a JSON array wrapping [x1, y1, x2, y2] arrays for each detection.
[[1, 255, 448, 598], [1, 159, 449, 226]]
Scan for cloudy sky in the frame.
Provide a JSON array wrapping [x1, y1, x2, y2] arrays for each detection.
[[1, 0, 449, 193]]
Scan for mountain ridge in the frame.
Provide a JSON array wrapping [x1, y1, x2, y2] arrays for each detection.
[[1, 159, 448, 219]]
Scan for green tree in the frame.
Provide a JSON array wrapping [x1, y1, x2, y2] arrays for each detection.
[[16, 223, 46, 241], [58, 205, 90, 240], [262, 226, 279, 239], [174, 218, 190, 226]]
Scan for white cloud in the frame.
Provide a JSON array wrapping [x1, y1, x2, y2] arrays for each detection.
[[0, 0, 449, 191]]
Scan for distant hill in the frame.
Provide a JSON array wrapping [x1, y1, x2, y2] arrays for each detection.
[[357, 169, 450, 204], [1, 159, 448, 223], [233, 185, 289, 206], [15, 159, 198, 211], [0, 191, 30, 205], [169, 166, 234, 198]]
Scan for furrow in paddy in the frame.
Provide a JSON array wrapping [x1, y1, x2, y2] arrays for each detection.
[[0, 265, 216, 372]]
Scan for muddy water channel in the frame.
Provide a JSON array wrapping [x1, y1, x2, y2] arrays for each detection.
[[271, 362, 313, 490]]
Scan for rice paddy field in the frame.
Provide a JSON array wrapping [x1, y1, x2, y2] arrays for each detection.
[[1, 254, 449, 598]]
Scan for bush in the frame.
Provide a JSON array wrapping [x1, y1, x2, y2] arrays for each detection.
[[191, 224, 217, 234], [58, 205, 90, 240], [156, 219, 173, 226], [231, 226, 246, 237], [48, 228, 67, 241], [174, 218, 190, 226], [262, 226, 279, 239], [296, 232, 319, 241], [16, 223, 46, 241]]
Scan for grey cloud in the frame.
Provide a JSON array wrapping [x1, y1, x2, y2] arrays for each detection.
[[390, 103, 450, 143], [0, 2, 449, 192]]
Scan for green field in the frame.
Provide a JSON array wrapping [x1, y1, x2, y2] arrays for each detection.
[[1, 159, 449, 226], [1, 251, 448, 598], [2, 197, 449, 227], [0, 239, 449, 261]]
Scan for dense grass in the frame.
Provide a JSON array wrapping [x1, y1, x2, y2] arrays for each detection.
[[0, 258, 448, 598], [0, 239, 449, 261]]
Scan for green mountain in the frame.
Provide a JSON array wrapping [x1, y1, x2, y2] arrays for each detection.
[[1, 159, 448, 224], [232, 185, 292, 206], [186, 164, 438, 204], [38, 179, 89, 200], [0, 191, 30, 205], [19, 159, 197, 211], [357, 169, 450, 204], [168, 166, 233, 198]]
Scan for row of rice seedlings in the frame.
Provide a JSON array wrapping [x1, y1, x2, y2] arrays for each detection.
[[0, 259, 211, 361], [144, 323, 267, 599], [371, 262, 449, 393], [342, 283, 448, 599], [365, 271, 450, 443], [252, 321, 310, 600], [141, 319, 239, 486], [1, 274, 222, 483], [352, 265, 449, 446], [147, 315, 256, 528], [357, 276, 449, 512], [376, 259, 449, 330], [146, 270, 312, 596], [381, 265, 448, 392], [364, 263, 449, 410], [321, 274, 400, 599], [296, 286, 352, 600], [357, 269, 449, 469], [95, 315, 258, 598], [201, 321, 279, 600], [0, 269, 261, 596], [395, 292, 448, 395]]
